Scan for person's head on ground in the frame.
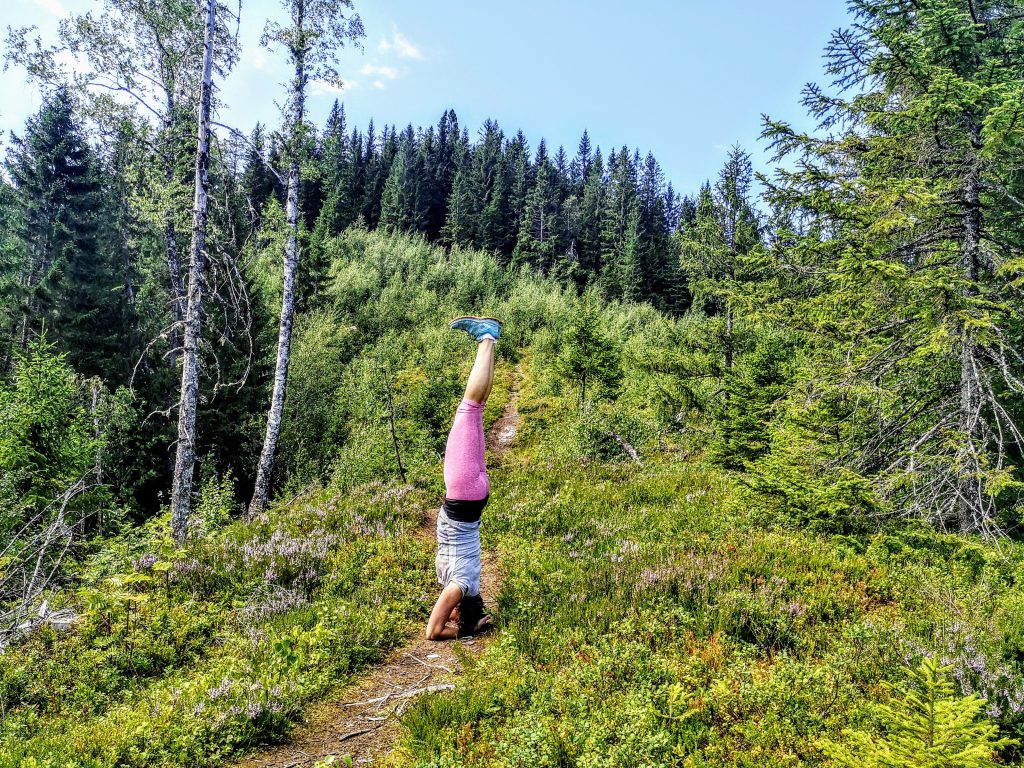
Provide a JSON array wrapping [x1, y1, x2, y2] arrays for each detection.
[[457, 593, 485, 636]]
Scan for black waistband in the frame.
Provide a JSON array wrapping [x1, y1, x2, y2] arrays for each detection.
[[442, 495, 488, 522]]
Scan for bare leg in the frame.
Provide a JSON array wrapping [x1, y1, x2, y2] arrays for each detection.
[[426, 582, 464, 641], [464, 338, 495, 404]]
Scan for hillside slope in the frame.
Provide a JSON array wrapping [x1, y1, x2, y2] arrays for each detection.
[[1, 231, 1022, 768]]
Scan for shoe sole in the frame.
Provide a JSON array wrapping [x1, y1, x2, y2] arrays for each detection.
[[450, 315, 503, 326]]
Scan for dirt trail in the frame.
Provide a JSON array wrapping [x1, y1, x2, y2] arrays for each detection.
[[233, 376, 520, 768]]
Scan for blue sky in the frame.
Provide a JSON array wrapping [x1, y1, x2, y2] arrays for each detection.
[[2, 0, 853, 194]]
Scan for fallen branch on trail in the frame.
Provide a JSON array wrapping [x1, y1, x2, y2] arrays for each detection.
[[403, 651, 455, 675], [342, 683, 456, 709]]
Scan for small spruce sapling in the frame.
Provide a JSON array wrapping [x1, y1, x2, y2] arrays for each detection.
[[818, 656, 1016, 768]]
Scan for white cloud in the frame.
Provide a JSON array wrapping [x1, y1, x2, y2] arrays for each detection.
[[311, 79, 358, 96], [329, 27, 423, 95], [251, 49, 269, 72], [391, 29, 423, 60], [360, 63, 399, 80], [376, 27, 424, 61], [32, 0, 67, 17]]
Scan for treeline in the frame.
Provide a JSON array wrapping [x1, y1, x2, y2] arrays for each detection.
[[243, 105, 690, 313]]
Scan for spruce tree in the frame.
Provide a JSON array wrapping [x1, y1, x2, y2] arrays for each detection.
[[577, 148, 606, 280], [573, 130, 593, 189], [514, 146, 563, 273], [442, 140, 476, 248], [423, 110, 459, 239], [379, 128, 427, 234], [507, 131, 532, 242], [241, 124, 279, 233], [5, 88, 129, 382], [480, 152, 514, 256], [557, 290, 622, 406], [761, 0, 1024, 533], [679, 150, 762, 467], [0, 182, 27, 374], [818, 656, 1015, 768], [599, 148, 640, 299]]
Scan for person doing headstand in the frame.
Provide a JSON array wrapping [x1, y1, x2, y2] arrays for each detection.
[[425, 315, 502, 641]]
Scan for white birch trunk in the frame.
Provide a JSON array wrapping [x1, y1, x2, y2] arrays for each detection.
[[249, 1, 306, 516], [164, 93, 186, 370], [170, 0, 216, 544]]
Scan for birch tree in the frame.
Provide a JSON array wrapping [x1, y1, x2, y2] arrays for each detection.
[[170, 0, 219, 543], [249, 0, 363, 516]]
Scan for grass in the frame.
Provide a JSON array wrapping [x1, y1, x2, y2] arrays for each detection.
[[4, 228, 1024, 767], [0, 344, 521, 768]]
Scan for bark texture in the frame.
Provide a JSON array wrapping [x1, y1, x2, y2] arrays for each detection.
[[170, 0, 216, 544]]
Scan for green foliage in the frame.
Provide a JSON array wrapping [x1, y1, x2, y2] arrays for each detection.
[[8, 3, 1024, 762], [95, 386, 163, 522], [3, 224, 1024, 767], [0, 481, 435, 767], [556, 290, 622, 406], [710, 330, 793, 469], [4, 86, 133, 383], [275, 310, 357, 486], [759, 0, 1024, 532], [818, 656, 1016, 768], [0, 337, 97, 517], [387, 444, 1024, 768]]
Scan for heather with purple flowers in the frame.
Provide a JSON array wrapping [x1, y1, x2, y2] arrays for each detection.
[[896, 619, 1024, 722]]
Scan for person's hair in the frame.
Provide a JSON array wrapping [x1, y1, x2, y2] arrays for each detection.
[[457, 593, 485, 636]]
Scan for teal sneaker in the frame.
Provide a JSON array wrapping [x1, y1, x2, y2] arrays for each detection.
[[450, 316, 502, 342]]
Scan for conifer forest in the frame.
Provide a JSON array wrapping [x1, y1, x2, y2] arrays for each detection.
[[3, 1, 1024, 766]]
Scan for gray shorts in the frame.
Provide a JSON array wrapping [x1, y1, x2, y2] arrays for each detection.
[[435, 507, 481, 597]]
